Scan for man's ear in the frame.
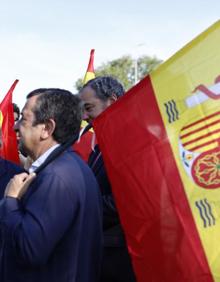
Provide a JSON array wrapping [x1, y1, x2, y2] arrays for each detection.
[[109, 93, 118, 105], [41, 119, 56, 139]]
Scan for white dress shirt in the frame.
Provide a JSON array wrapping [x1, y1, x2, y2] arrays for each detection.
[[29, 144, 60, 173]]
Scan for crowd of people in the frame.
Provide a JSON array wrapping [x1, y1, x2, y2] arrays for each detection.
[[0, 77, 136, 282]]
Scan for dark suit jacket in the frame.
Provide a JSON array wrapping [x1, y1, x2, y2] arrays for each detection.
[[0, 158, 24, 199], [88, 146, 136, 282], [88, 145, 125, 247], [0, 149, 102, 282]]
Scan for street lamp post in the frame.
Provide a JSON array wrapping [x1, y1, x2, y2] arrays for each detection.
[[133, 43, 146, 85]]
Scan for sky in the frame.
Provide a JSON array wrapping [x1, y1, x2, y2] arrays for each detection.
[[0, 0, 219, 110]]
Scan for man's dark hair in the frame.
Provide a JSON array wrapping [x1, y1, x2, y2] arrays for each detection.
[[27, 88, 82, 143], [81, 76, 125, 101], [13, 103, 20, 121]]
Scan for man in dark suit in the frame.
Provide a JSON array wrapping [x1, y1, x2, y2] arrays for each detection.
[[79, 76, 136, 282], [0, 88, 102, 282]]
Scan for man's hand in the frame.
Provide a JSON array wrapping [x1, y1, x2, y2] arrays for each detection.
[[4, 172, 36, 199]]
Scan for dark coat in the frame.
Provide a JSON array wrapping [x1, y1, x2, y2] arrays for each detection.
[[0, 149, 103, 282], [0, 158, 24, 199], [88, 145, 125, 247], [88, 145, 136, 282]]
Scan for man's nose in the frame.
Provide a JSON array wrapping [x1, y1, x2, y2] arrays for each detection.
[[14, 120, 20, 131]]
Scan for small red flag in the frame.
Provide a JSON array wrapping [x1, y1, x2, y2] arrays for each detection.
[[73, 121, 94, 162], [0, 80, 20, 164], [83, 49, 95, 84], [73, 49, 95, 162]]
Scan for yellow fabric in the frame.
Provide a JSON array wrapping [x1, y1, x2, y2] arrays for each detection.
[[83, 71, 95, 85], [0, 110, 3, 128], [81, 120, 93, 132]]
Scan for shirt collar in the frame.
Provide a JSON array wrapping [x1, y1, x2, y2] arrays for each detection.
[[29, 144, 60, 173]]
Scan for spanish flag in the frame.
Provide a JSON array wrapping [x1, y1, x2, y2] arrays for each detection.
[[93, 21, 220, 281], [73, 49, 95, 161], [0, 80, 19, 164], [82, 49, 95, 84]]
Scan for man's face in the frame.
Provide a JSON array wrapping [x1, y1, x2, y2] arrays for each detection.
[[79, 86, 112, 123], [17, 95, 44, 160]]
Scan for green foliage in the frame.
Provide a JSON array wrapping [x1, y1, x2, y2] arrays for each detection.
[[75, 78, 84, 91], [137, 55, 163, 80], [75, 54, 162, 91]]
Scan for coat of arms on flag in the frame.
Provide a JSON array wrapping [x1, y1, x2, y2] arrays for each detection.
[[176, 75, 220, 189]]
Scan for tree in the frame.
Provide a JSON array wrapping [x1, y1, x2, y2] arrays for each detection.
[[75, 54, 162, 91], [137, 55, 163, 81]]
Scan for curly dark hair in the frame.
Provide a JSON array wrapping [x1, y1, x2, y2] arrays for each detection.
[[81, 76, 125, 101], [27, 88, 82, 143]]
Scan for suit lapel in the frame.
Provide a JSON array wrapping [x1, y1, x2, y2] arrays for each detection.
[[88, 145, 103, 175]]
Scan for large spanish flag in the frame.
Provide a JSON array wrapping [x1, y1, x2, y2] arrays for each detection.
[[93, 21, 220, 281], [0, 80, 19, 164]]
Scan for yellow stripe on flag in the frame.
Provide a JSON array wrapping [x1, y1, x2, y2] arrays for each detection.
[[83, 71, 95, 85]]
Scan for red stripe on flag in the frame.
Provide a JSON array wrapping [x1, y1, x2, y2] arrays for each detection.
[[182, 128, 220, 147], [93, 76, 213, 282], [186, 138, 219, 152], [181, 111, 220, 130], [86, 49, 95, 73], [180, 118, 220, 139], [0, 80, 20, 164]]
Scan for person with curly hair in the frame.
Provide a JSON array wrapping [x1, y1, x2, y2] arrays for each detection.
[[79, 76, 136, 282]]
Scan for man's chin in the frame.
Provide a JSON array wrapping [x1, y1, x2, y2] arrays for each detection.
[[19, 144, 28, 158]]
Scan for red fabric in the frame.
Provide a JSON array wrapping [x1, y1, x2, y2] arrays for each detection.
[[73, 130, 93, 162], [86, 49, 95, 73], [93, 76, 213, 282], [0, 80, 19, 164], [75, 49, 95, 161]]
